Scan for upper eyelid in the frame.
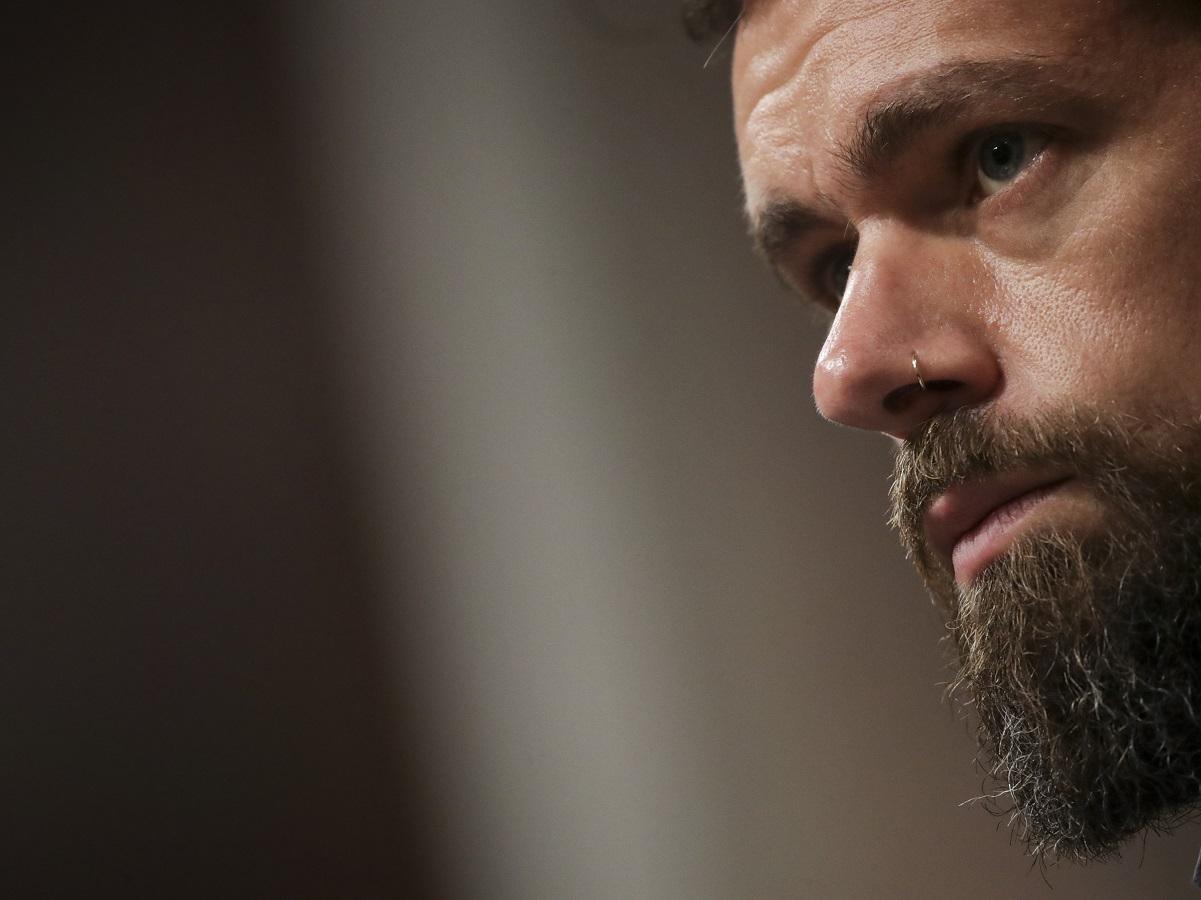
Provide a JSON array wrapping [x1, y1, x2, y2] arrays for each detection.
[[809, 242, 856, 307], [957, 123, 1055, 174], [767, 225, 851, 302]]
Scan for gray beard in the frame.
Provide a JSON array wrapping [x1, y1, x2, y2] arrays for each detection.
[[890, 408, 1201, 860], [954, 523, 1201, 859]]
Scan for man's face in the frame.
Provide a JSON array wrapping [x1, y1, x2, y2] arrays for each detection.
[[732, 0, 1201, 860]]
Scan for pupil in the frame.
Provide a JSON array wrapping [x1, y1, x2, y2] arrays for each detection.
[[980, 132, 1025, 181]]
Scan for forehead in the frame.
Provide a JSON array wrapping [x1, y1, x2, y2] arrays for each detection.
[[732, 0, 1125, 211]]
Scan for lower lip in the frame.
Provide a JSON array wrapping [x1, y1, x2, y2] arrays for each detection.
[[951, 479, 1072, 584]]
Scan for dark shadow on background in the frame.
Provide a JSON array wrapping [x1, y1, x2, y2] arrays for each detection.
[[6, 6, 448, 897]]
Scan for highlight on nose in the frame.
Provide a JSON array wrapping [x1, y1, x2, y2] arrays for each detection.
[[813, 341, 1000, 435]]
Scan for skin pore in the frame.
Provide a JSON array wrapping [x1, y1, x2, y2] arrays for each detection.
[[731, 0, 1201, 860]]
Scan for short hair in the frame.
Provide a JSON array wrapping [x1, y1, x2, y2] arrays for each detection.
[[681, 0, 744, 41], [682, 0, 1201, 43]]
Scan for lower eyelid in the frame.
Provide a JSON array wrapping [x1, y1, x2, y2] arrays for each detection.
[[977, 140, 1057, 213]]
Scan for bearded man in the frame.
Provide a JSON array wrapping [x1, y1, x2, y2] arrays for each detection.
[[685, 0, 1201, 866]]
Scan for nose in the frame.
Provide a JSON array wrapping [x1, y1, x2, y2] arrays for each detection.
[[812, 226, 1001, 438]]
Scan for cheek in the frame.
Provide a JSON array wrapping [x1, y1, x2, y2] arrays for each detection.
[[985, 164, 1201, 414]]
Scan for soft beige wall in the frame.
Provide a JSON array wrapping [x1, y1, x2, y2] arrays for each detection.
[[283, 2, 1201, 897], [7, 6, 434, 896]]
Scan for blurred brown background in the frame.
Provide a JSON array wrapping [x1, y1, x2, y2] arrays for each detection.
[[7, 2, 1201, 897]]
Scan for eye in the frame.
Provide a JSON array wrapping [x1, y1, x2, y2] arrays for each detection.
[[819, 244, 856, 303], [975, 129, 1048, 197]]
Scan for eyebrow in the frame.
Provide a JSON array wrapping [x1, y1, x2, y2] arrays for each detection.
[[750, 199, 831, 271], [748, 57, 1100, 278], [837, 57, 1094, 182]]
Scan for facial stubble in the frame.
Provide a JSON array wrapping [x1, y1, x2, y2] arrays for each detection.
[[890, 407, 1201, 860]]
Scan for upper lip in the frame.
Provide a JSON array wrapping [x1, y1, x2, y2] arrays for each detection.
[[922, 469, 1072, 563]]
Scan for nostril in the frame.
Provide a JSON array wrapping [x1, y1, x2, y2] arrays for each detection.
[[882, 379, 963, 414], [883, 383, 922, 414], [925, 379, 962, 393]]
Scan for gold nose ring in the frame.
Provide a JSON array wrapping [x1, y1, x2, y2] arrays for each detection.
[[912, 351, 927, 390]]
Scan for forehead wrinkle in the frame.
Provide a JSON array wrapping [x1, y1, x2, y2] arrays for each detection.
[[736, 2, 941, 217], [736, 43, 828, 213], [735, 3, 881, 212]]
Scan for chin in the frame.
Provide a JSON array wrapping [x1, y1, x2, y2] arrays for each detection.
[[889, 405, 1201, 858], [949, 526, 1201, 860]]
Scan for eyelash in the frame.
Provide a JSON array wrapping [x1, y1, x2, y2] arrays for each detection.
[[812, 243, 856, 307], [959, 124, 1054, 207], [807, 124, 1057, 305]]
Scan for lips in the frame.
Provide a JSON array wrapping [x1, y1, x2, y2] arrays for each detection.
[[923, 470, 1073, 583]]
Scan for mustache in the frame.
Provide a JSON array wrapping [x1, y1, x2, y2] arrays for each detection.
[[887, 407, 1154, 570], [885, 406, 1201, 859]]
